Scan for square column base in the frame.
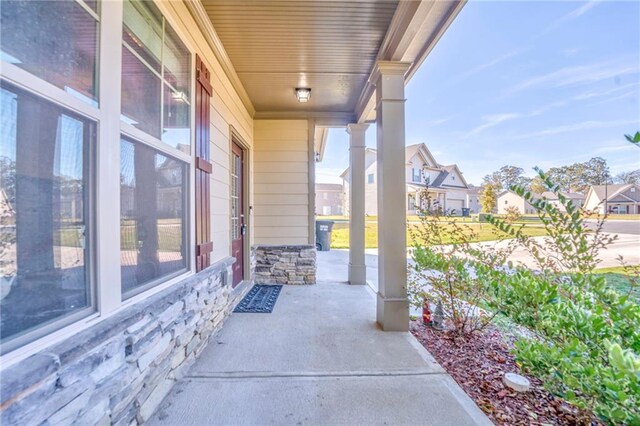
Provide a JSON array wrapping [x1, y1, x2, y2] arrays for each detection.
[[376, 292, 410, 331], [348, 263, 366, 285]]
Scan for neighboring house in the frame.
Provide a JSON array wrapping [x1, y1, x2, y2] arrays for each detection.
[[584, 183, 640, 214], [341, 143, 472, 216], [539, 191, 585, 212], [466, 185, 481, 214], [497, 190, 537, 214], [315, 183, 344, 216], [0, 0, 467, 423], [498, 190, 585, 214]]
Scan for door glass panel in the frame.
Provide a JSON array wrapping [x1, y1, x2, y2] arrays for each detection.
[[0, 82, 93, 351], [231, 152, 239, 240]]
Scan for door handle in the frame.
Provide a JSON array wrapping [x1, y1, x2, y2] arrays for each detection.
[[240, 223, 247, 235]]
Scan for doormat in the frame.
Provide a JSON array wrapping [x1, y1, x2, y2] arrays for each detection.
[[233, 285, 283, 313]]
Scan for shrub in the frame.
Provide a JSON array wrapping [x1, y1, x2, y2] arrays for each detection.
[[488, 168, 640, 424], [408, 192, 516, 336], [408, 170, 640, 424], [504, 205, 521, 224]]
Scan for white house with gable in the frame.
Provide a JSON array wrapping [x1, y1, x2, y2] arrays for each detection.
[[341, 143, 472, 216]]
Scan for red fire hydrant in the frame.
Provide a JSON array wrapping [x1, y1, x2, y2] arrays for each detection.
[[422, 298, 432, 325]]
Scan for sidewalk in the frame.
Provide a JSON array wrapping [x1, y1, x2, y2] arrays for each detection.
[[148, 254, 490, 425]]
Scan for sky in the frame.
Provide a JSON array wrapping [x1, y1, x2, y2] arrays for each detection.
[[316, 0, 640, 186]]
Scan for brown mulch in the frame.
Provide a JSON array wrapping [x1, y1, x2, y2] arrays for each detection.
[[410, 321, 599, 425]]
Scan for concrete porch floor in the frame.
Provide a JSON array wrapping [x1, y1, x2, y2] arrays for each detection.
[[149, 253, 490, 425]]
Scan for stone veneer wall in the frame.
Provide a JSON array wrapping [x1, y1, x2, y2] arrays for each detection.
[[0, 257, 249, 426], [253, 245, 316, 285]]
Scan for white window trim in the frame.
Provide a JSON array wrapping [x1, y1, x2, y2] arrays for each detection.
[[0, 0, 199, 363]]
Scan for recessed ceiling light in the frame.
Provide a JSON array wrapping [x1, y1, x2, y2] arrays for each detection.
[[295, 88, 311, 103]]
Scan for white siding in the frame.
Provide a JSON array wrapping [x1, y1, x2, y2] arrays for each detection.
[[254, 120, 310, 245], [497, 192, 533, 214]]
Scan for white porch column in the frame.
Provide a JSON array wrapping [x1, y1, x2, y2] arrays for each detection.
[[347, 123, 369, 285], [374, 61, 411, 331]]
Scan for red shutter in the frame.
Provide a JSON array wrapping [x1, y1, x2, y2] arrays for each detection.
[[195, 55, 213, 272]]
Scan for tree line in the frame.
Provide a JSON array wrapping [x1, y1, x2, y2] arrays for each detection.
[[478, 157, 640, 213]]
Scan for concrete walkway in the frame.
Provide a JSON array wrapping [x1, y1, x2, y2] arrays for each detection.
[[149, 255, 490, 425]]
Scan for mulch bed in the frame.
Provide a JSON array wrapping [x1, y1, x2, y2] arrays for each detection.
[[410, 320, 599, 425]]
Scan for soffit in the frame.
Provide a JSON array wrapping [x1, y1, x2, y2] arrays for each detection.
[[200, 0, 399, 115]]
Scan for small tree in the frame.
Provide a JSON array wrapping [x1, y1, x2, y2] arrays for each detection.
[[479, 183, 498, 213], [504, 205, 521, 224]]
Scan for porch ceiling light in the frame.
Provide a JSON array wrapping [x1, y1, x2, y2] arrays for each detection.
[[295, 87, 311, 103]]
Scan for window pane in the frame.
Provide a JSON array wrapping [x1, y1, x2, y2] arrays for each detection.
[[0, 83, 93, 349], [121, 0, 191, 150], [121, 47, 161, 138], [0, 1, 99, 105], [120, 138, 187, 297], [164, 23, 191, 101], [162, 83, 190, 151], [123, 0, 162, 73]]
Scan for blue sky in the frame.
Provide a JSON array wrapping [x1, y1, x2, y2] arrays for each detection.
[[317, 0, 640, 186]]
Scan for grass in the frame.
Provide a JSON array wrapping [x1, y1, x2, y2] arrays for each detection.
[[330, 221, 550, 249], [593, 265, 639, 302]]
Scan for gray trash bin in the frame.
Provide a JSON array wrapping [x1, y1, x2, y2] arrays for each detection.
[[315, 220, 335, 251]]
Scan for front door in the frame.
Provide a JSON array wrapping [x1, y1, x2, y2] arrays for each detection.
[[231, 142, 245, 287]]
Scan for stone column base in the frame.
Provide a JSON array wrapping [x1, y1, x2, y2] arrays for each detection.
[[253, 245, 316, 285]]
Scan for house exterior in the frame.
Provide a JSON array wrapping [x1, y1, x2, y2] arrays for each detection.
[[584, 183, 640, 214], [539, 191, 585, 212], [497, 190, 537, 214], [497, 190, 585, 214], [315, 183, 344, 216], [341, 143, 471, 216], [466, 185, 482, 214], [0, 1, 465, 424]]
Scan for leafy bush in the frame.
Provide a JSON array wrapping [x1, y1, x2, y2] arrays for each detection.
[[409, 170, 640, 424], [408, 193, 515, 335], [488, 168, 640, 424]]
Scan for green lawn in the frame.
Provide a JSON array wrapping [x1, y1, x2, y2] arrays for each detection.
[[593, 266, 639, 301], [330, 221, 549, 249]]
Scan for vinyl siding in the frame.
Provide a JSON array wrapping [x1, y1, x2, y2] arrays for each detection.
[[253, 120, 310, 245]]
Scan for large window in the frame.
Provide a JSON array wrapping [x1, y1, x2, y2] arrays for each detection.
[[121, 0, 191, 150], [0, 0, 100, 106], [120, 138, 187, 298], [0, 0, 195, 354], [120, 0, 191, 298], [0, 82, 94, 353]]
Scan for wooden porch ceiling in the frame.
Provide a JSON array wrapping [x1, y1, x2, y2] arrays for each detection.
[[188, 0, 466, 123], [199, 0, 398, 119]]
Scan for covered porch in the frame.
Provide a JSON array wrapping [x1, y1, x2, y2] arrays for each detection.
[[0, 0, 479, 424], [149, 251, 490, 425]]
